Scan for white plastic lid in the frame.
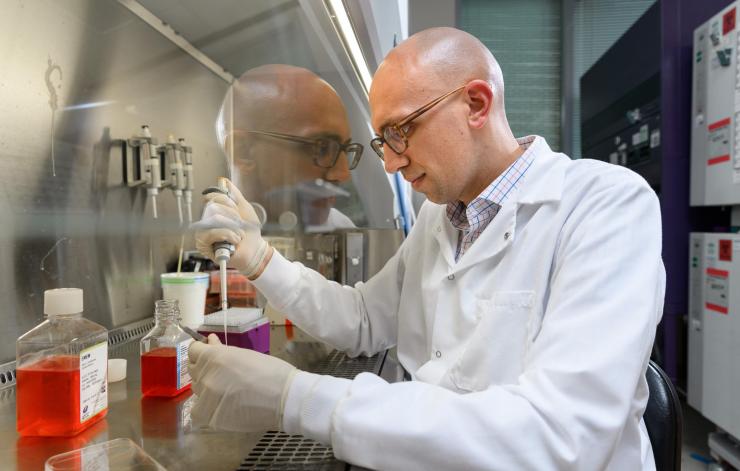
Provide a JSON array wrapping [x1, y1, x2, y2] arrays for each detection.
[[44, 288, 83, 316], [107, 359, 127, 383]]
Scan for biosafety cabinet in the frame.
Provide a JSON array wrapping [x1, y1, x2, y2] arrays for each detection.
[[0, 0, 405, 366], [691, 3, 740, 206]]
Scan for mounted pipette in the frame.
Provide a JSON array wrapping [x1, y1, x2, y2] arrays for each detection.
[[126, 125, 161, 219], [180, 138, 195, 224], [163, 136, 186, 226]]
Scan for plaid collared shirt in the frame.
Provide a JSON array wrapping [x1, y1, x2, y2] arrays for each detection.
[[446, 136, 537, 261]]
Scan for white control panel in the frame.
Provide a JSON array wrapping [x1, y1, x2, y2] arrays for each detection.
[[691, 2, 740, 205]]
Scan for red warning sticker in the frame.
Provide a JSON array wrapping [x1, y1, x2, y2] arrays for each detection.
[[720, 239, 733, 261], [707, 268, 729, 277], [724, 7, 736, 35], [706, 302, 729, 314], [705, 268, 729, 315], [708, 117, 731, 131], [708, 155, 731, 166], [708, 118, 732, 166]]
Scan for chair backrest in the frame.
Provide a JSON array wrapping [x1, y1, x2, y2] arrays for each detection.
[[644, 360, 683, 471]]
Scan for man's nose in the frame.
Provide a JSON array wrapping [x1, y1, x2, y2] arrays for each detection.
[[324, 156, 351, 183], [383, 145, 408, 174]]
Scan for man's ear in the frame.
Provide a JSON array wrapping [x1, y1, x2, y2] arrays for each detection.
[[464, 79, 494, 129]]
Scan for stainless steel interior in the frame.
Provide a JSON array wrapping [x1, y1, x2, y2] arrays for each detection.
[[0, 0, 395, 363]]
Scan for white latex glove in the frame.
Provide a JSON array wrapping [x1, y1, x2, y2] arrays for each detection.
[[188, 334, 298, 432], [191, 178, 270, 277]]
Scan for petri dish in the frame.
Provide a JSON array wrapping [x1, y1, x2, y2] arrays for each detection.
[[45, 438, 165, 470]]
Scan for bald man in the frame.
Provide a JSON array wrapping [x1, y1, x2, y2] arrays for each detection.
[[218, 64, 361, 231], [191, 28, 664, 470]]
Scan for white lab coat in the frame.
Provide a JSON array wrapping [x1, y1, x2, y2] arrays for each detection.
[[304, 208, 356, 233], [255, 136, 665, 470]]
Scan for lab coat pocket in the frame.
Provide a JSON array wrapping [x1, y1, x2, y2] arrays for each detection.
[[450, 291, 535, 392]]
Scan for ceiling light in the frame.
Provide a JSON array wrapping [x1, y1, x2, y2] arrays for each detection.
[[325, 0, 373, 94]]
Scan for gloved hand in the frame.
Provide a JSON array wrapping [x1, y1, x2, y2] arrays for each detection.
[[188, 334, 298, 433], [192, 178, 271, 278]]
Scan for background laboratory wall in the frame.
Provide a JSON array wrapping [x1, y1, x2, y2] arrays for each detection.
[[569, 0, 656, 159], [459, 0, 656, 155], [460, 0, 562, 150]]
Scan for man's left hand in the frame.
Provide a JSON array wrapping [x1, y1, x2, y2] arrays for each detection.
[[188, 334, 298, 432]]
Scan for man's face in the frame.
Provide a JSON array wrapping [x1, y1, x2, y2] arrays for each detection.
[[230, 85, 352, 186], [369, 69, 473, 204], [231, 85, 352, 224]]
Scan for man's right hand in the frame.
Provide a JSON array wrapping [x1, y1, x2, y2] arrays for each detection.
[[193, 178, 272, 278]]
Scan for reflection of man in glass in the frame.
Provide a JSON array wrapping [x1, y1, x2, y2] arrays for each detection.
[[216, 64, 363, 232]]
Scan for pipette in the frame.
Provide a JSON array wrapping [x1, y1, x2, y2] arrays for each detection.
[[181, 325, 207, 343], [202, 177, 235, 346]]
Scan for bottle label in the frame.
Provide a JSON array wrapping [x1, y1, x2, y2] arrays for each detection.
[[80, 342, 108, 423], [177, 340, 192, 390]]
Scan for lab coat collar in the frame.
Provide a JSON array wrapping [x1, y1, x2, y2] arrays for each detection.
[[434, 136, 566, 272], [510, 136, 565, 206]]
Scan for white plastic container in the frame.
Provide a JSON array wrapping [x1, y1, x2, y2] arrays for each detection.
[[160, 272, 209, 328], [16, 288, 108, 437], [107, 359, 127, 383]]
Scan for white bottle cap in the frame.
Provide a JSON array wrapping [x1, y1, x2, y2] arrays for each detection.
[[44, 288, 83, 316], [107, 359, 127, 383]]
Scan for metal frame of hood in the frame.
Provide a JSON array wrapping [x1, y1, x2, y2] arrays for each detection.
[[117, 0, 235, 83]]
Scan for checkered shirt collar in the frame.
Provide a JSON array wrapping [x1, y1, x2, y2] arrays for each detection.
[[445, 136, 537, 232]]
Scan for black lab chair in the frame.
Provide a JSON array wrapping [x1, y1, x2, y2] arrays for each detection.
[[643, 360, 683, 471]]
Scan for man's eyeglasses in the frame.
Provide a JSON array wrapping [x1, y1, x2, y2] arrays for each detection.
[[239, 130, 363, 170], [370, 85, 466, 159]]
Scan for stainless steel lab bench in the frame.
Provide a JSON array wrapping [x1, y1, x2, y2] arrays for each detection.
[[0, 323, 399, 470]]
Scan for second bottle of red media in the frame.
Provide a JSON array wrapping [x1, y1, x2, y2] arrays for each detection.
[[140, 300, 193, 397]]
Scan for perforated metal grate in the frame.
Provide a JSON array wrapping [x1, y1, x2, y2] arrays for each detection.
[[108, 318, 155, 347], [0, 361, 16, 391], [240, 350, 384, 469], [109, 336, 143, 356], [237, 431, 346, 470], [307, 350, 383, 378]]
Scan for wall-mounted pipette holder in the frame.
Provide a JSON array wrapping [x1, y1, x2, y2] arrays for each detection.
[[113, 125, 195, 221]]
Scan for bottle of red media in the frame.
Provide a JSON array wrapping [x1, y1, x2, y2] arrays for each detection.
[[140, 300, 192, 397], [16, 288, 109, 437]]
